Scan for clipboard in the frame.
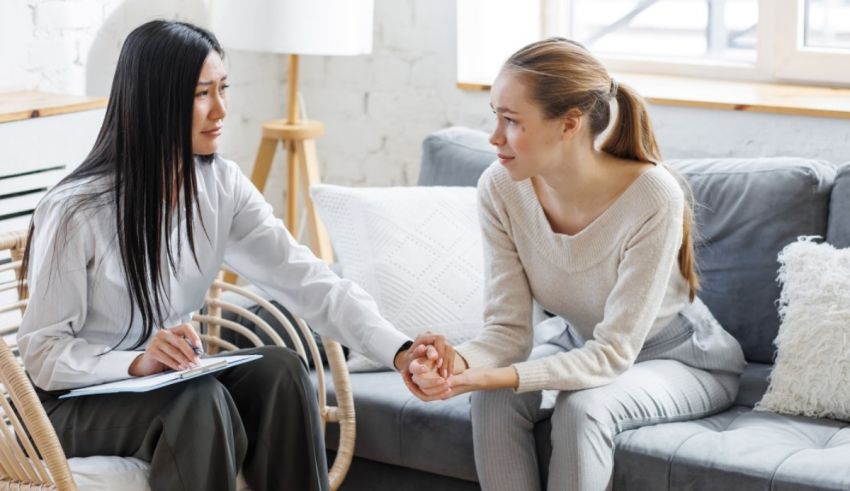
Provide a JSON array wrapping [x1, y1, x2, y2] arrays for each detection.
[[58, 354, 263, 399]]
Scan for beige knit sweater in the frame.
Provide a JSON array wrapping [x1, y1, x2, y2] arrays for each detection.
[[456, 162, 690, 393]]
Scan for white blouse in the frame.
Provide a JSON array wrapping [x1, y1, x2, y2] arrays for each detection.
[[19, 156, 409, 391]]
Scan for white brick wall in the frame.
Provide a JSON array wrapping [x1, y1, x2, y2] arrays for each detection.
[[3, 0, 847, 219], [299, 0, 491, 189], [1, 0, 289, 210], [36, 1, 101, 30], [27, 39, 75, 70]]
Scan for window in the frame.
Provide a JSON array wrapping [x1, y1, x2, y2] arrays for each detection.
[[457, 0, 850, 86], [567, 0, 757, 63], [773, 0, 850, 83], [805, 0, 850, 49], [456, 0, 542, 87]]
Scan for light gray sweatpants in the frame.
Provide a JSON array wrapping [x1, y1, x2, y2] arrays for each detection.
[[471, 299, 746, 491]]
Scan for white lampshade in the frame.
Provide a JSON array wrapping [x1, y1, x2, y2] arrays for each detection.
[[211, 0, 374, 56]]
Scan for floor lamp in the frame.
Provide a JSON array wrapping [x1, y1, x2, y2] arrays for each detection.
[[212, 0, 375, 261], [211, 2, 375, 489]]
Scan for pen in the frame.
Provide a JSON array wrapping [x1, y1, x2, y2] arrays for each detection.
[[184, 336, 203, 357]]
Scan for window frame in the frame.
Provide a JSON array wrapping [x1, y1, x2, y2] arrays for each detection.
[[771, 0, 850, 85], [532, 0, 850, 86]]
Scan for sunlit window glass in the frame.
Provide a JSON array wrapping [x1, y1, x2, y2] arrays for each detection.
[[805, 0, 850, 50], [570, 0, 758, 63]]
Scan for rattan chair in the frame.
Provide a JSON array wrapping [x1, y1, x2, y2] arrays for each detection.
[[0, 229, 356, 490]]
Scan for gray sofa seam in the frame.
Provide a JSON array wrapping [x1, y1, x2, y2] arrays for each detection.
[[396, 395, 418, 469], [769, 446, 819, 490], [664, 409, 746, 488], [820, 423, 850, 448]]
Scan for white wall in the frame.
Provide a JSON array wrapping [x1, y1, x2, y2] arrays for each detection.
[[1, 1, 214, 95], [1, 0, 290, 209], [651, 105, 849, 163], [3, 0, 847, 215], [297, 0, 492, 187]]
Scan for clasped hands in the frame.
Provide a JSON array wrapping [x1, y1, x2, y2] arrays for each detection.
[[128, 325, 521, 398], [394, 332, 519, 401]]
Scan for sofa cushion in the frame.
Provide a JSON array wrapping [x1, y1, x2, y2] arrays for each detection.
[[669, 159, 836, 363], [319, 370, 478, 482], [827, 163, 850, 248], [756, 238, 850, 421], [67, 456, 150, 490], [310, 184, 485, 371], [323, 363, 822, 489], [418, 127, 495, 186], [614, 407, 850, 490]]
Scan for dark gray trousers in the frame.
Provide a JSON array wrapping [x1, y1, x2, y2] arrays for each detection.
[[37, 346, 329, 491]]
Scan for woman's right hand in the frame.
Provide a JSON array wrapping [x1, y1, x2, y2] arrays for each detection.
[[128, 323, 203, 377]]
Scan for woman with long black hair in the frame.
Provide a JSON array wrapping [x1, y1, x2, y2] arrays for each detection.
[[17, 20, 440, 491]]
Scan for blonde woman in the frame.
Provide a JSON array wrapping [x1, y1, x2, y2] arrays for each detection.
[[408, 38, 746, 490]]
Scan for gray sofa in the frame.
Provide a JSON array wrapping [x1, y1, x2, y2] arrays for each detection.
[[324, 127, 850, 490]]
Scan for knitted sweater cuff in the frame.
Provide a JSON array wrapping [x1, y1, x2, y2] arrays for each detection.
[[512, 359, 550, 393]]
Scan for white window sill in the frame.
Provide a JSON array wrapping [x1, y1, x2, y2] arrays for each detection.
[[458, 73, 850, 120], [0, 91, 107, 124]]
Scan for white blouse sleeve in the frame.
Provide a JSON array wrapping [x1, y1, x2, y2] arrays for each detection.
[[222, 165, 410, 368], [17, 199, 140, 391]]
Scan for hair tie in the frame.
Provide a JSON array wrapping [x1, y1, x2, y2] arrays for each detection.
[[609, 78, 619, 99]]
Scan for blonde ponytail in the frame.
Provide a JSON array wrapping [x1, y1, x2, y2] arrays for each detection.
[[601, 82, 661, 164]]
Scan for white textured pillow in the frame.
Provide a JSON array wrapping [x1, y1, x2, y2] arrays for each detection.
[[756, 238, 850, 421], [67, 456, 150, 490], [311, 184, 485, 371]]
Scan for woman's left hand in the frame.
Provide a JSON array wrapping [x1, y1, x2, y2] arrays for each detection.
[[446, 367, 519, 397]]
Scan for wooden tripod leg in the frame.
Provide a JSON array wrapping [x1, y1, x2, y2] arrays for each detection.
[[250, 137, 278, 192], [286, 141, 299, 235], [294, 139, 335, 263]]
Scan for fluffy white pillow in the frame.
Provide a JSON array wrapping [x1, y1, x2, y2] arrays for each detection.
[[310, 184, 485, 371], [756, 237, 850, 421]]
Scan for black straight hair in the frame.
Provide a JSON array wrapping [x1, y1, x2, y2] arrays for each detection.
[[20, 20, 224, 349]]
